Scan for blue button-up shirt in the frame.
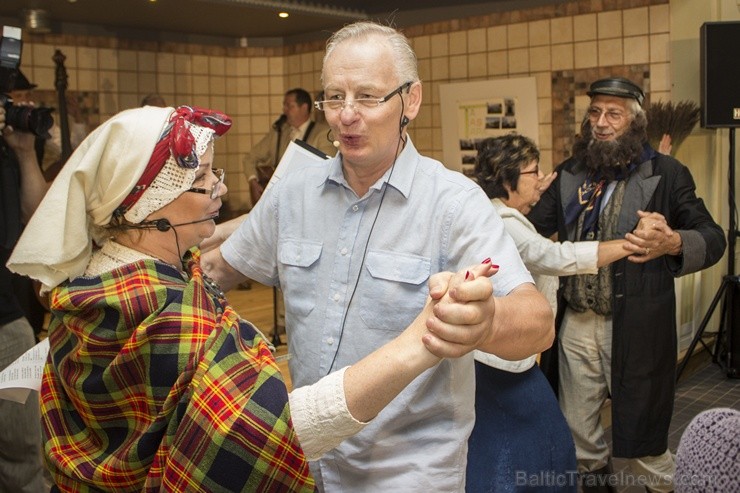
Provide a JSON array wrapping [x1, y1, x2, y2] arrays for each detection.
[[222, 139, 532, 492]]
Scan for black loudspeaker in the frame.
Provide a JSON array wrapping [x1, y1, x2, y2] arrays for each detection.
[[700, 22, 740, 128]]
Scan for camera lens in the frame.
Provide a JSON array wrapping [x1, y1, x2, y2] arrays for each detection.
[[2, 99, 54, 138]]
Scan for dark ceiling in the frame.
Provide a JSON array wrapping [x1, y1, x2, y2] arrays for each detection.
[[0, 0, 564, 46]]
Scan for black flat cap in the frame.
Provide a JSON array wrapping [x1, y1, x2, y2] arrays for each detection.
[[9, 69, 37, 90], [587, 77, 644, 106]]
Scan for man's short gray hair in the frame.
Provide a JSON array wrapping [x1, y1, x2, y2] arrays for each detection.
[[322, 21, 419, 86]]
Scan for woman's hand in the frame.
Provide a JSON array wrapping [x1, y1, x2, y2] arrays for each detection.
[[422, 260, 497, 359]]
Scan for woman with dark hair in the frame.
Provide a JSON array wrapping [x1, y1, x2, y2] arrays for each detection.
[[466, 134, 631, 493]]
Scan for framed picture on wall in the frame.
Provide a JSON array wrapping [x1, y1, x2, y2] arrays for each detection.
[[439, 77, 539, 176]]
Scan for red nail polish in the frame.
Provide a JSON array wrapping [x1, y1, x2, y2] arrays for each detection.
[[491, 264, 500, 269], [465, 270, 470, 280], [482, 257, 491, 264]]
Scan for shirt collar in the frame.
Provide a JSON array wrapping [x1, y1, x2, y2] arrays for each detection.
[[324, 137, 418, 199]]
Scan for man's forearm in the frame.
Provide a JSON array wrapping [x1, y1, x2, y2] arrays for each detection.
[[477, 283, 554, 360]]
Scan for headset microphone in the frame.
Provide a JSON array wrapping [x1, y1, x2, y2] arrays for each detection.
[[135, 217, 215, 232], [401, 115, 410, 127]]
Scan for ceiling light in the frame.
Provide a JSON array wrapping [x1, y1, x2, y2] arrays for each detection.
[[278, 12, 289, 18], [23, 9, 52, 34], [200, 0, 367, 20]]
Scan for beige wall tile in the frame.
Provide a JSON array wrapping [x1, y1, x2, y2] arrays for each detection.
[[538, 97, 552, 124], [450, 55, 468, 80], [138, 51, 156, 72], [529, 45, 551, 72], [157, 53, 174, 74], [119, 93, 139, 110], [175, 54, 192, 75], [117, 50, 136, 71], [418, 58, 431, 82], [649, 4, 670, 34], [551, 43, 574, 71], [77, 47, 97, 70], [487, 25, 507, 50], [269, 57, 284, 76], [192, 55, 209, 73], [175, 73, 192, 94], [650, 62, 671, 92], [412, 35, 431, 59], [416, 104, 432, 128], [538, 123, 552, 150], [32, 44, 56, 68], [99, 49, 118, 71], [650, 33, 670, 63], [77, 69, 98, 91], [236, 95, 251, 116], [487, 51, 508, 76], [251, 96, 270, 115], [597, 11, 622, 39], [431, 57, 450, 81], [624, 36, 650, 64], [210, 95, 226, 112], [573, 14, 597, 42], [118, 71, 138, 93], [598, 38, 623, 66], [468, 53, 487, 78], [98, 93, 118, 117], [623, 7, 649, 37], [468, 28, 487, 53], [157, 73, 175, 93], [210, 74, 226, 94], [249, 57, 268, 74], [99, 71, 118, 92], [430, 33, 449, 57], [450, 31, 467, 55], [574, 41, 598, 69], [413, 127, 433, 151], [251, 76, 269, 95], [539, 149, 553, 172], [534, 72, 551, 98], [209, 57, 226, 76], [508, 47, 529, 74], [651, 91, 670, 103], [551, 17, 573, 44], [32, 66, 53, 90], [300, 52, 314, 72], [529, 19, 550, 47], [139, 72, 158, 94], [508, 23, 529, 49]]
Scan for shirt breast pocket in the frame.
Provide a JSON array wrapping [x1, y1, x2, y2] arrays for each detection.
[[359, 250, 431, 332], [278, 239, 323, 317]]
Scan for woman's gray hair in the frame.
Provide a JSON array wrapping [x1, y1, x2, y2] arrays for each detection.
[[322, 21, 419, 85]]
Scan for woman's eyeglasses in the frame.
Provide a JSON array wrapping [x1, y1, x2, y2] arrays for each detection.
[[188, 168, 225, 199], [519, 166, 539, 176]]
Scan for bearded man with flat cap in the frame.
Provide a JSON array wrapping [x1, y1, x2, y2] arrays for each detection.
[[528, 77, 725, 493]]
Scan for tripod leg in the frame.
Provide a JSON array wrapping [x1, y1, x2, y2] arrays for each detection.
[[676, 278, 728, 381]]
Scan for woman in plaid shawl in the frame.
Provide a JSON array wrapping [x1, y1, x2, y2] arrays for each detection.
[[8, 105, 496, 492]]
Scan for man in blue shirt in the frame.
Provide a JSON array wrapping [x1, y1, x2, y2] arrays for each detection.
[[203, 21, 553, 491]]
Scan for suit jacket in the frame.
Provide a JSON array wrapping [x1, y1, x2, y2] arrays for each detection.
[[242, 119, 335, 206], [527, 149, 726, 457]]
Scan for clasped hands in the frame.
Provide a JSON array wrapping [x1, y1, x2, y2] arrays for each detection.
[[624, 210, 683, 263], [414, 260, 498, 360]]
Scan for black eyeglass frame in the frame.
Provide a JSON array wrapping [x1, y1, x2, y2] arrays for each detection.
[[187, 168, 225, 199]]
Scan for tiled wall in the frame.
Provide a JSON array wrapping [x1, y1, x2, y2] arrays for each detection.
[[17, 0, 670, 213]]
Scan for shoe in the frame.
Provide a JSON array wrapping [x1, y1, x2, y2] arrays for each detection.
[[580, 462, 617, 493]]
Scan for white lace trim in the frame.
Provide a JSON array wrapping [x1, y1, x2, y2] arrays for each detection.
[[85, 241, 157, 277]]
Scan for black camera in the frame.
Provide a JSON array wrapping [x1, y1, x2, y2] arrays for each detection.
[[0, 25, 54, 138]]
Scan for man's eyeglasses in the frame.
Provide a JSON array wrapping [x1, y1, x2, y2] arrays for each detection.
[[314, 82, 412, 112], [188, 168, 225, 199], [587, 107, 628, 124]]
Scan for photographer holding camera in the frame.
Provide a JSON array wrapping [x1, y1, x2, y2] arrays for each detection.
[[1, 28, 52, 491]]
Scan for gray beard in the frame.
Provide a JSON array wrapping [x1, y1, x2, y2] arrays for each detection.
[[573, 122, 646, 180]]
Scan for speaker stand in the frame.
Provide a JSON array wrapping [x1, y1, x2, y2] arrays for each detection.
[[270, 286, 282, 347], [676, 127, 738, 380]]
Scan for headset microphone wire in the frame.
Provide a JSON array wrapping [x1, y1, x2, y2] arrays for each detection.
[[325, 96, 408, 375]]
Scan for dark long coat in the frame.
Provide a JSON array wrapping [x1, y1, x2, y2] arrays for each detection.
[[527, 150, 726, 458]]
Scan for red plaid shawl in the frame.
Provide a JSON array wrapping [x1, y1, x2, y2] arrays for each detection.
[[41, 250, 315, 492]]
